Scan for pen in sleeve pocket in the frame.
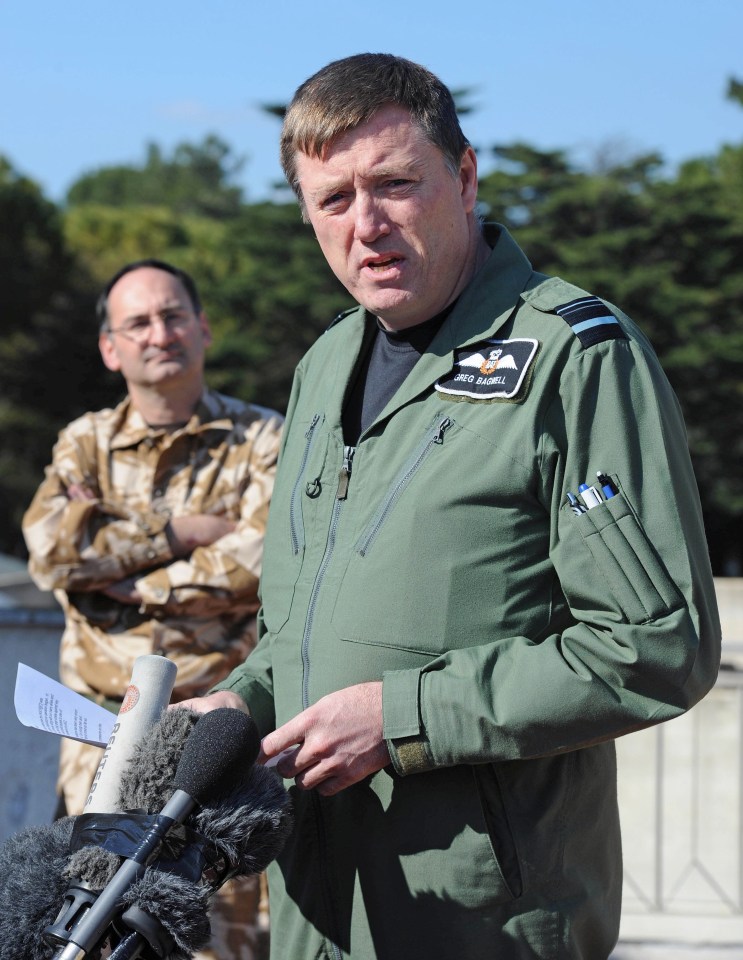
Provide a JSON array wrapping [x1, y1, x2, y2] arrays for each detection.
[[578, 483, 603, 510], [566, 491, 587, 515], [596, 471, 617, 499]]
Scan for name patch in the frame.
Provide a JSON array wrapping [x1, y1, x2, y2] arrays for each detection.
[[435, 338, 539, 401]]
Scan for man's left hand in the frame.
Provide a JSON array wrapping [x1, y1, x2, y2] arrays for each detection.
[[259, 681, 389, 796], [101, 576, 142, 604]]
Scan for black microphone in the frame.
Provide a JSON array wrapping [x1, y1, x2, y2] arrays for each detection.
[[0, 707, 292, 960], [50, 708, 260, 960]]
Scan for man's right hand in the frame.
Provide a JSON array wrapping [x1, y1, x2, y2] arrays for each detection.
[[66, 483, 97, 501], [166, 514, 237, 556]]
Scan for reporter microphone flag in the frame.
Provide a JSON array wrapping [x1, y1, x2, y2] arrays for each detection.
[[84, 655, 177, 814]]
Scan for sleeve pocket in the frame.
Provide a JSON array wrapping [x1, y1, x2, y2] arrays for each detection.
[[576, 495, 683, 624]]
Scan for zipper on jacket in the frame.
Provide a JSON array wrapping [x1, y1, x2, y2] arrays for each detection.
[[356, 416, 453, 557], [301, 444, 355, 710], [300, 443, 354, 960], [290, 413, 321, 555], [335, 445, 355, 500]]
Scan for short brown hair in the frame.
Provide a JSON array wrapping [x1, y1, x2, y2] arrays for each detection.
[[280, 53, 469, 204], [97, 259, 202, 332]]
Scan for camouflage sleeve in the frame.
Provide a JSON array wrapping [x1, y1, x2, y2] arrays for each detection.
[[135, 414, 283, 617], [22, 422, 174, 593]]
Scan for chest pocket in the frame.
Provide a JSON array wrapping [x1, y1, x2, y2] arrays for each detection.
[[331, 411, 548, 656]]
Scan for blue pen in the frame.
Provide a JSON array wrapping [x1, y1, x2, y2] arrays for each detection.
[[566, 491, 586, 515], [596, 471, 617, 499], [578, 482, 603, 509]]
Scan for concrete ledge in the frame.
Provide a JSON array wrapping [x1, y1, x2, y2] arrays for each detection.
[[718, 577, 743, 668], [619, 914, 743, 944], [612, 945, 743, 959]]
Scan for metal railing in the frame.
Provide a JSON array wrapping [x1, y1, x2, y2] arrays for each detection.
[[617, 668, 743, 943]]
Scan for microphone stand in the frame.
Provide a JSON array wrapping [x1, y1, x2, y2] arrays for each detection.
[[107, 923, 172, 960], [44, 708, 270, 960], [108, 931, 146, 960], [52, 932, 149, 960], [49, 803, 189, 960]]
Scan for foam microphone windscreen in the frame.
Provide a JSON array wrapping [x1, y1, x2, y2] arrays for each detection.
[[112, 706, 293, 879], [0, 818, 76, 960], [65, 709, 260, 893], [0, 665, 188, 957], [37, 712, 262, 959], [0, 706, 292, 960], [172, 707, 261, 803], [85, 654, 178, 813]]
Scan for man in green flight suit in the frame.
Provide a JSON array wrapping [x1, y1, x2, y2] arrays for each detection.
[[181, 53, 721, 959]]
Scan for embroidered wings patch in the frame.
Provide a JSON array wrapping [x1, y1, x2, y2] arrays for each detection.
[[435, 338, 539, 401]]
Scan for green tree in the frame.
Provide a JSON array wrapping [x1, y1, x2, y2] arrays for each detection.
[[478, 139, 743, 572], [63, 196, 350, 413], [727, 76, 743, 109], [4, 117, 742, 573], [63, 203, 223, 286], [198, 201, 351, 411], [0, 159, 116, 556], [66, 135, 245, 219]]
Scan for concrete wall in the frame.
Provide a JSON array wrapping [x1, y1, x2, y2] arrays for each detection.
[[0, 610, 64, 841], [616, 578, 743, 949], [616, 673, 743, 946]]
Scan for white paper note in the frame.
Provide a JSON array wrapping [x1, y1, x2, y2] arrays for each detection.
[[14, 663, 116, 747]]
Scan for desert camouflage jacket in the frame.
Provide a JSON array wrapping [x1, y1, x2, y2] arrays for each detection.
[[23, 389, 283, 703]]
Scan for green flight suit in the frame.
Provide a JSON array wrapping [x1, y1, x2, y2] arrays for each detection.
[[216, 226, 720, 959]]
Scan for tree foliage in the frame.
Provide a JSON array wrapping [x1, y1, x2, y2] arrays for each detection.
[[0, 159, 116, 553], [2, 108, 742, 571], [66, 136, 245, 219], [478, 137, 743, 571], [199, 202, 350, 409]]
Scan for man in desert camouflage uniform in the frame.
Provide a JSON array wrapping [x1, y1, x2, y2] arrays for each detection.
[[23, 258, 283, 960]]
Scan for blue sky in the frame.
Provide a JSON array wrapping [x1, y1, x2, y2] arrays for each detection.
[[2, 0, 742, 203]]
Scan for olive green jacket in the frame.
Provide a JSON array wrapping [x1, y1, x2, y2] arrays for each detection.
[[217, 226, 720, 959]]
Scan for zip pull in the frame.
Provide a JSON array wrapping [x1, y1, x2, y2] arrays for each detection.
[[336, 445, 355, 500], [305, 413, 320, 440], [433, 417, 452, 444]]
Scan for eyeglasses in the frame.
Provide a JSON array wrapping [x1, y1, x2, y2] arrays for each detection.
[[106, 310, 196, 344]]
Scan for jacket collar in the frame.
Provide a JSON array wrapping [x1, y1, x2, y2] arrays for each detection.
[[360, 225, 535, 428], [109, 388, 234, 450]]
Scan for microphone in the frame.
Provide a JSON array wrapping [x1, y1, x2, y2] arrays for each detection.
[[50, 708, 260, 960], [0, 707, 292, 960], [85, 655, 177, 813], [0, 817, 78, 960]]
